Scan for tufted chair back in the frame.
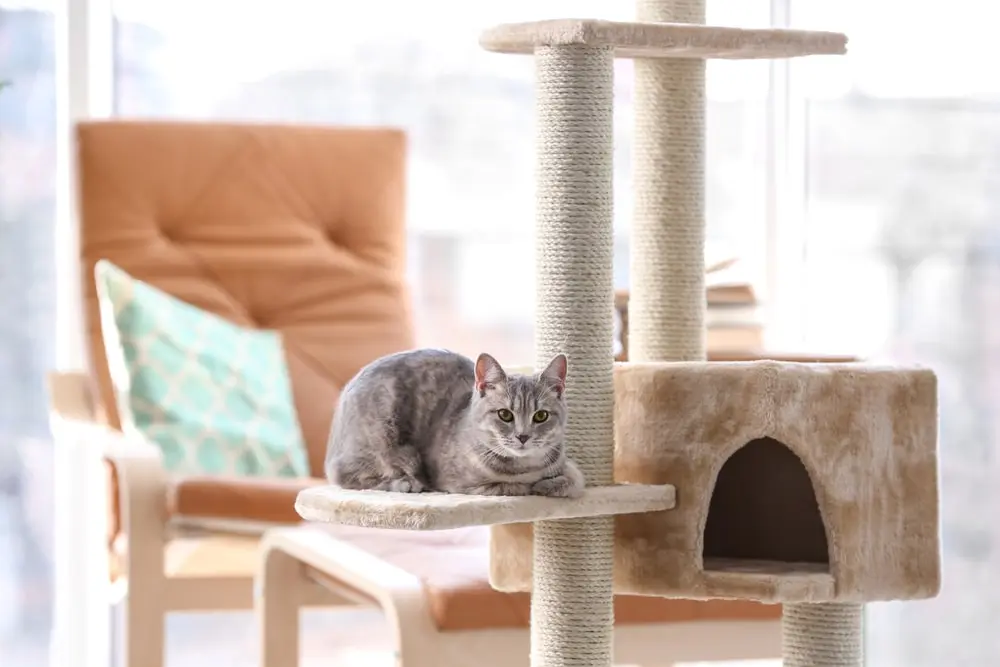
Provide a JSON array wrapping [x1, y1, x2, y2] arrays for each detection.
[[77, 120, 414, 476]]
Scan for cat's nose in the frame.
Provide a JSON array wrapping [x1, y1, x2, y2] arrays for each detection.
[[516, 434, 530, 444]]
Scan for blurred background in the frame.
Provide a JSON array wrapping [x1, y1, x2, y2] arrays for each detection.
[[1, 0, 996, 665]]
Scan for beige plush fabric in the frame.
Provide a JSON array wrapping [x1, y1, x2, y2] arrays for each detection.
[[295, 483, 675, 530], [480, 19, 847, 60], [490, 361, 940, 604]]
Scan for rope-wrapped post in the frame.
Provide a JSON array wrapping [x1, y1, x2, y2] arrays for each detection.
[[632, 3, 865, 665], [532, 44, 616, 667], [783, 602, 864, 666], [630, 0, 707, 362]]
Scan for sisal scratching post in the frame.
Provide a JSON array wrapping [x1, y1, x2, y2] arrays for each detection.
[[630, 0, 707, 362], [783, 603, 863, 667], [783, 601, 864, 665], [631, 1, 863, 664], [532, 45, 616, 667]]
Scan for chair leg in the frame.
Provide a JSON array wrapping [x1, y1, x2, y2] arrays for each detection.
[[124, 582, 165, 667], [259, 546, 302, 667]]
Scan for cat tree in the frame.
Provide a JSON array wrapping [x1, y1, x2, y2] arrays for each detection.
[[296, 2, 941, 666]]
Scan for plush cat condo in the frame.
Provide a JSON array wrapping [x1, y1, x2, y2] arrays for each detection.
[[296, 3, 941, 666]]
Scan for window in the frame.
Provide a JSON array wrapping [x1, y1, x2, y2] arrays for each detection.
[[0, 1, 57, 665], [792, 0, 1000, 664], [111, 0, 771, 364]]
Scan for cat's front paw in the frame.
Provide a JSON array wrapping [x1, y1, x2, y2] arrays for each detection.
[[530, 475, 582, 498], [374, 476, 426, 493], [462, 482, 532, 496], [531, 461, 585, 499]]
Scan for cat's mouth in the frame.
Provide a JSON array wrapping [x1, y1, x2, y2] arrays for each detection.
[[497, 442, 545, 459]]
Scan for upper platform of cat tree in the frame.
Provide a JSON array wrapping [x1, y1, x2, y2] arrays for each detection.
[[480, 19, 847, 60], [295, 483, 675, 530]]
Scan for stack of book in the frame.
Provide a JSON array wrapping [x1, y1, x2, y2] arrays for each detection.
[[706, 258, 763, 352], [614, 255, 764, 360]]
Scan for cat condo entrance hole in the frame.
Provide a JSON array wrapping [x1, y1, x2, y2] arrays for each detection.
[[702, 437, 830, 578]]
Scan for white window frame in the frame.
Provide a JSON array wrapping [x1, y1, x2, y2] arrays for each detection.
[[51, 2, 812, 667], [52, 1, 114, 667], [763, 0, 811, 350]]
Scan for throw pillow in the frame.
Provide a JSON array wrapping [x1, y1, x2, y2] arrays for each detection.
[[95, 260, 311, 478]]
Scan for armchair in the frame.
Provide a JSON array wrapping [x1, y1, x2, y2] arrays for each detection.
[[51, 120, 413, 667]]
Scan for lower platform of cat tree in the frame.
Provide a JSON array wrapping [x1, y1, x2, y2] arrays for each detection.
[[295, 483, 675, 530]]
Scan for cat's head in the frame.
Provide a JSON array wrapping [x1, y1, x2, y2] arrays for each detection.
[[469, 352, 568, 460]]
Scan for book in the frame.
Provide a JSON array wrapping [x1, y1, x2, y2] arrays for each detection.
[[706, 260, 758, 306], [705, 303, 759, 328], [707, 324, 765, 351], [707, 282, 757, 306], [613, 254, 767, 358], [706, 256, 739, 275]]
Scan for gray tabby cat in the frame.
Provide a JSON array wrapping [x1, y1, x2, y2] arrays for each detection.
[[325, 348, 584, 498]]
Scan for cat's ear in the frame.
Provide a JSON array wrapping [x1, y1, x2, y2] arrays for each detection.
[[475, 353, 507, 396], [540, 354, 568, 398]]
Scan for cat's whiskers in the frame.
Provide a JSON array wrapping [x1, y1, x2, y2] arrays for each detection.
[[484, 443, 521, 464], [470, 441, 546, 480], [496, 444, 530, 459]]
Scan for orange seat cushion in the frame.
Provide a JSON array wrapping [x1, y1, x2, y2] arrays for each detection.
[[308, 526, 781, 631], [168, 475, 326, 524], [108, 476, 320, 581]]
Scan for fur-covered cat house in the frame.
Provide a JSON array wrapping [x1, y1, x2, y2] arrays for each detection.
[[490, 360, 941, 603]]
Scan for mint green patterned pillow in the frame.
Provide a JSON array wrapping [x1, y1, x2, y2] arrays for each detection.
[[95, 260, 310, 478]]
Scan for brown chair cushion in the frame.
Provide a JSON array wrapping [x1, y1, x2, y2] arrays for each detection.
[[77, 120, 414, 479], [168, 475, 324, 524], [309, 526, 781, 631]]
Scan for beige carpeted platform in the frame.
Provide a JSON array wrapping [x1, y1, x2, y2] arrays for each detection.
[[296, 484, 675, 530], [480, 19, 848, 59], [490, 361, 941, 604]]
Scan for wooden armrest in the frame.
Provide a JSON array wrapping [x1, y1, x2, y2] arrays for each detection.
[[48, 370, 164, 470], [47, 372, 168, 559]]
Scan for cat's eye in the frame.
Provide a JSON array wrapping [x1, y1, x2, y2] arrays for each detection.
[[532, 410, 550, 423], [497, 409, 514, 422]]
